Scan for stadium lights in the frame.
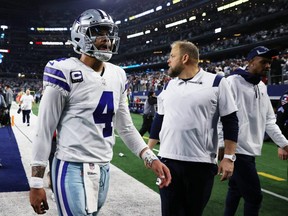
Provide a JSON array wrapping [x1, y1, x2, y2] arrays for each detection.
[[215, 27, 222, 33], [0, 53, 3, 64], [127, 32, 144, 39], [35, 27, 68, 31], [18, 73, 25, 78], [189, 16, 196, 21], [0, 49, 9, 53], [115, 20, 121, 25], [129, 9, 154, 21], [121, 64, 141, 69], [156, 6, 162, 11], [217, 0, 249, 11], [173, 0, 181, 4], [34, 41, 64, 45], [0, 25, 8, 30], [165, 19, 187, 28]]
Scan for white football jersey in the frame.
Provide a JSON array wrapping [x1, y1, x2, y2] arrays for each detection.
[[32, 57, 146, 166], [157, 69, 238, 164]]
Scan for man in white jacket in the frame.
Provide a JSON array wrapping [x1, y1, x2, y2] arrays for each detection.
[[19, 89, 34, 126], [224, 46, 288, 216]]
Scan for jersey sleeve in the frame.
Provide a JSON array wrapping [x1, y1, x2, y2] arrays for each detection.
[[43, 59, 71, 96], [114, 71, 147, 157], [31, 86, 66, 167]]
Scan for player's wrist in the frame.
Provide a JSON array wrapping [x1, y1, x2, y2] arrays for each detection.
[[141, 148, 159, 168], [30, 177, 44, 188]]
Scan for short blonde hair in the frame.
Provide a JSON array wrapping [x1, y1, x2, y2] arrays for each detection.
[[171, 40, 199, 63]]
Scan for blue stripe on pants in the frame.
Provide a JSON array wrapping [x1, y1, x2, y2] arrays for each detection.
[[52, 158, 110, 216]]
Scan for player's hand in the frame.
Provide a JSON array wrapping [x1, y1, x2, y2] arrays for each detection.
[[30, 188, 49, 214], [218, 158, 234, 181], [278, 147, 288, 160], [151, 160, 171, 188]]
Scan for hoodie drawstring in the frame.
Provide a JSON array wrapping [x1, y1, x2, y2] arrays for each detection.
[[254, 85, 260, 99]]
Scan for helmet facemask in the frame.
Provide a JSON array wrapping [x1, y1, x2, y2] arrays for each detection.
[[85, 24, 120, 61]]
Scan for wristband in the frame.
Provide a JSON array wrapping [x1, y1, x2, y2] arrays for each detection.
[[30, 177, 44, 188], [141, 149, 159, 168]]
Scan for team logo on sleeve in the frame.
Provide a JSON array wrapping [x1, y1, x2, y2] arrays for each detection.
[[70, 70, 83, 83], [281, 94, 288, 106]]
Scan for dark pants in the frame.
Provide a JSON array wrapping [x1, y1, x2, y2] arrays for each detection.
[[159, 158, 217, 216], [139, 114, 153, 136], [22, 110, 31, 124], [224, 154, 262, 216], [6, 104, 11, 123]]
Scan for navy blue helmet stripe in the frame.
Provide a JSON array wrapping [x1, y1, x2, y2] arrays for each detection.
[[97, 9, 111, 20], [43, 75, 71, 92]]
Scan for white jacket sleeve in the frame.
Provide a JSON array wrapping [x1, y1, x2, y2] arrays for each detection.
[[31, 86, 66, 166]]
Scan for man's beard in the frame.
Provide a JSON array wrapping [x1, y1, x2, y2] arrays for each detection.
[[168, 64, 184, 78]]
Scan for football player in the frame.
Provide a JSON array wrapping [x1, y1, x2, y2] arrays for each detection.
[[29, 9, 171, 215]]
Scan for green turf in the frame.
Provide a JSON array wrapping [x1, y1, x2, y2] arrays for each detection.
[[32, 103, 39, 116]]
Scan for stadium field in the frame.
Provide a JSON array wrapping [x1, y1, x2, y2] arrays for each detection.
[[32, 105, 288, 215]]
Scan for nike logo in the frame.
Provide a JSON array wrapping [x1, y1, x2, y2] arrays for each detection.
[[49, 61, 54, 65], [256, 50, 267, 55]]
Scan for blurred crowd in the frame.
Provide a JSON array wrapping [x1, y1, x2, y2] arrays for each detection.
[[1, 52, 287, 103]]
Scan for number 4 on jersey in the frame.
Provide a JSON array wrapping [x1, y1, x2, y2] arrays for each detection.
[[93, 91, 114, 137]]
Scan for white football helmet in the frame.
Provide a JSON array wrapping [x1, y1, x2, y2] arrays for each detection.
[[70, 9, 120, 61]]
